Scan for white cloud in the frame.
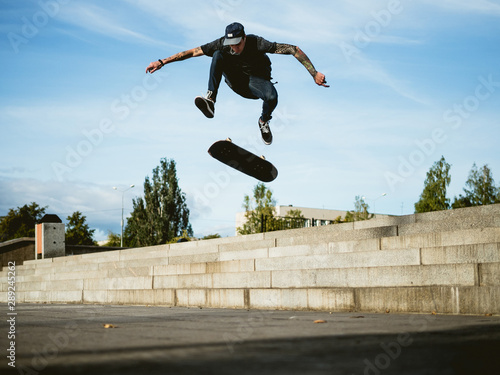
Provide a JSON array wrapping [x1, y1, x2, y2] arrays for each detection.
[[56, 2, 182, 49]]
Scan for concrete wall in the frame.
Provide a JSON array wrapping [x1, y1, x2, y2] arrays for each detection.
[[1, 204, 499, 315], [0, 238, 35, 269]]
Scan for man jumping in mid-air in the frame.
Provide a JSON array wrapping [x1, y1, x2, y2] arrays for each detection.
[[146, 22, 329, 145]]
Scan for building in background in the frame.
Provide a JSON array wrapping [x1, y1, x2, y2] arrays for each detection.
[[235, 205, 392, 235]]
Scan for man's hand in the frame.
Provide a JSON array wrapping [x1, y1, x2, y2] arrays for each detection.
[[146, 60, 163, 74], [314, 72, 329, 87]]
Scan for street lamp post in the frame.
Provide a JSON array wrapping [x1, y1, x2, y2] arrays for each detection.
[[113, 184, 135, 247], [362, 193, 387, 218]]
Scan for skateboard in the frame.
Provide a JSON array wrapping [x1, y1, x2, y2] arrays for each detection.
[[208, 139, 278, 182]]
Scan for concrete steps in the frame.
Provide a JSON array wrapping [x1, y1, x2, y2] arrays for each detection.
[[1, 204, 500, 315]]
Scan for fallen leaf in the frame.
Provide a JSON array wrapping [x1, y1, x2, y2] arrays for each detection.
[[103, 324, 117, 329], [350, 316, 365, 319], [385, 309, 390, 314], [314, 320, 327, 324], [485, 313, 493, 317]]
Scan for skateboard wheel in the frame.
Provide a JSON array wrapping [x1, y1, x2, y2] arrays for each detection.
[[226, 137, 232, 142], [260, 155, 266, 160]]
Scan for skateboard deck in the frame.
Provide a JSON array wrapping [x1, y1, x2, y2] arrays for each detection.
[[208, 139, 278, 182]]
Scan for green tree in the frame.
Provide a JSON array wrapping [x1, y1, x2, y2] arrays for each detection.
[[202, 234, 221, 240], [125, 158, 192, 247], [65, 211, 96, 245], [452, 163, 499, 208], [345, 195, 372, 222], [0, 202, 47, 242], [415, 156, 451, 213], [103, 231, 121, 247], [237, 183, 277, 234], [168, 229, 192, 244]]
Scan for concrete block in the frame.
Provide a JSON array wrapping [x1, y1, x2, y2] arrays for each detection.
[[107, 266, 153, 278], [456, 286, 500, 314], [83, 290, 108, 304], [275, 225, 398, 247], [399, 204, 500, 236], [23, 259, 53, 267], [307, 288, 355, 311], [154, 263, 207, 276], [328, 238, 380, 253], [248, 289, 280, 309], [51, 270, 103, 280], [52, 254, 83, 264], [213, 271, 271, 289], [16, 274, 52, 283], [51, 263, 100, 273], [153, 274, 212, 289], [153, 275, 178, 289], [84, 276, 152, 290], [271, 264, 477, 289], [206, 289, 246, 309], [356, 286, 451, 314], [36, 222, 65, 259], [168, 241, 218, 257], [381, 233, 442, 250], [17, 279, 83, 292], [248, 289, 308, 310], [98, 257, 169, 271], [78, 251, 121, 263], [119, 248, 167, 261], [186, 289, 207, 307], [421, 243, 500, 265], [269, 243, 328, 258], [383, 228, 500, 251], [220, 247, 268, 262], [12, 268, 36, 277], [178, 274, 213, 289], [175, 289, 188, 306], [256, 248, 421, 272], [33, 267, 56, 276], [355, 285, 500, 315], [280, 289, 309, 310], [480, 263, 500, 286], [168, 252, 219, 265], [440, 228, 500, 247], [206, 259, 255, 274], [48, 290, 83, 303], [219, 239, 275, 252], [21, 291, 49, 303], [107, 289, 175, 306]]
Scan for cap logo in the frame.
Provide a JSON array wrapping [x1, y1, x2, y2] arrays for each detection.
[[228, 33, 233, 37]]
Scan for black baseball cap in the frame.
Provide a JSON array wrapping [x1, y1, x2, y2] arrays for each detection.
[[223, 22, 245, 45]]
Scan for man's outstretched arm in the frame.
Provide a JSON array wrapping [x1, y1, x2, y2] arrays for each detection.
[[146, 46, 205, 73], [274, 43, 329, 87]]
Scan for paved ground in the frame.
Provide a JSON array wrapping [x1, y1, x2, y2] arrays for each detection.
[[1, 304, 500, 374]]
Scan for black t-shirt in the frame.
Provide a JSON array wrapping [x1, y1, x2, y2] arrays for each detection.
[[200, 35, 278, 80]]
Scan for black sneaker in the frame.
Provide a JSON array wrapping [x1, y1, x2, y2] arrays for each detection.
[[258, 117, 273, 145], [195, 91, 215, 118]]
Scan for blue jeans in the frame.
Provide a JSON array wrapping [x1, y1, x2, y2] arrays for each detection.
[[208, 50, 278, 122]]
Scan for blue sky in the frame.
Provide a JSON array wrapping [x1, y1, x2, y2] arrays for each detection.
[[1, 0, 500, 240]]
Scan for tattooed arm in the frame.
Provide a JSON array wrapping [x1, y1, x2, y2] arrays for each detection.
[[274, 43, 329, 87], [146, 47, 204, 73]]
